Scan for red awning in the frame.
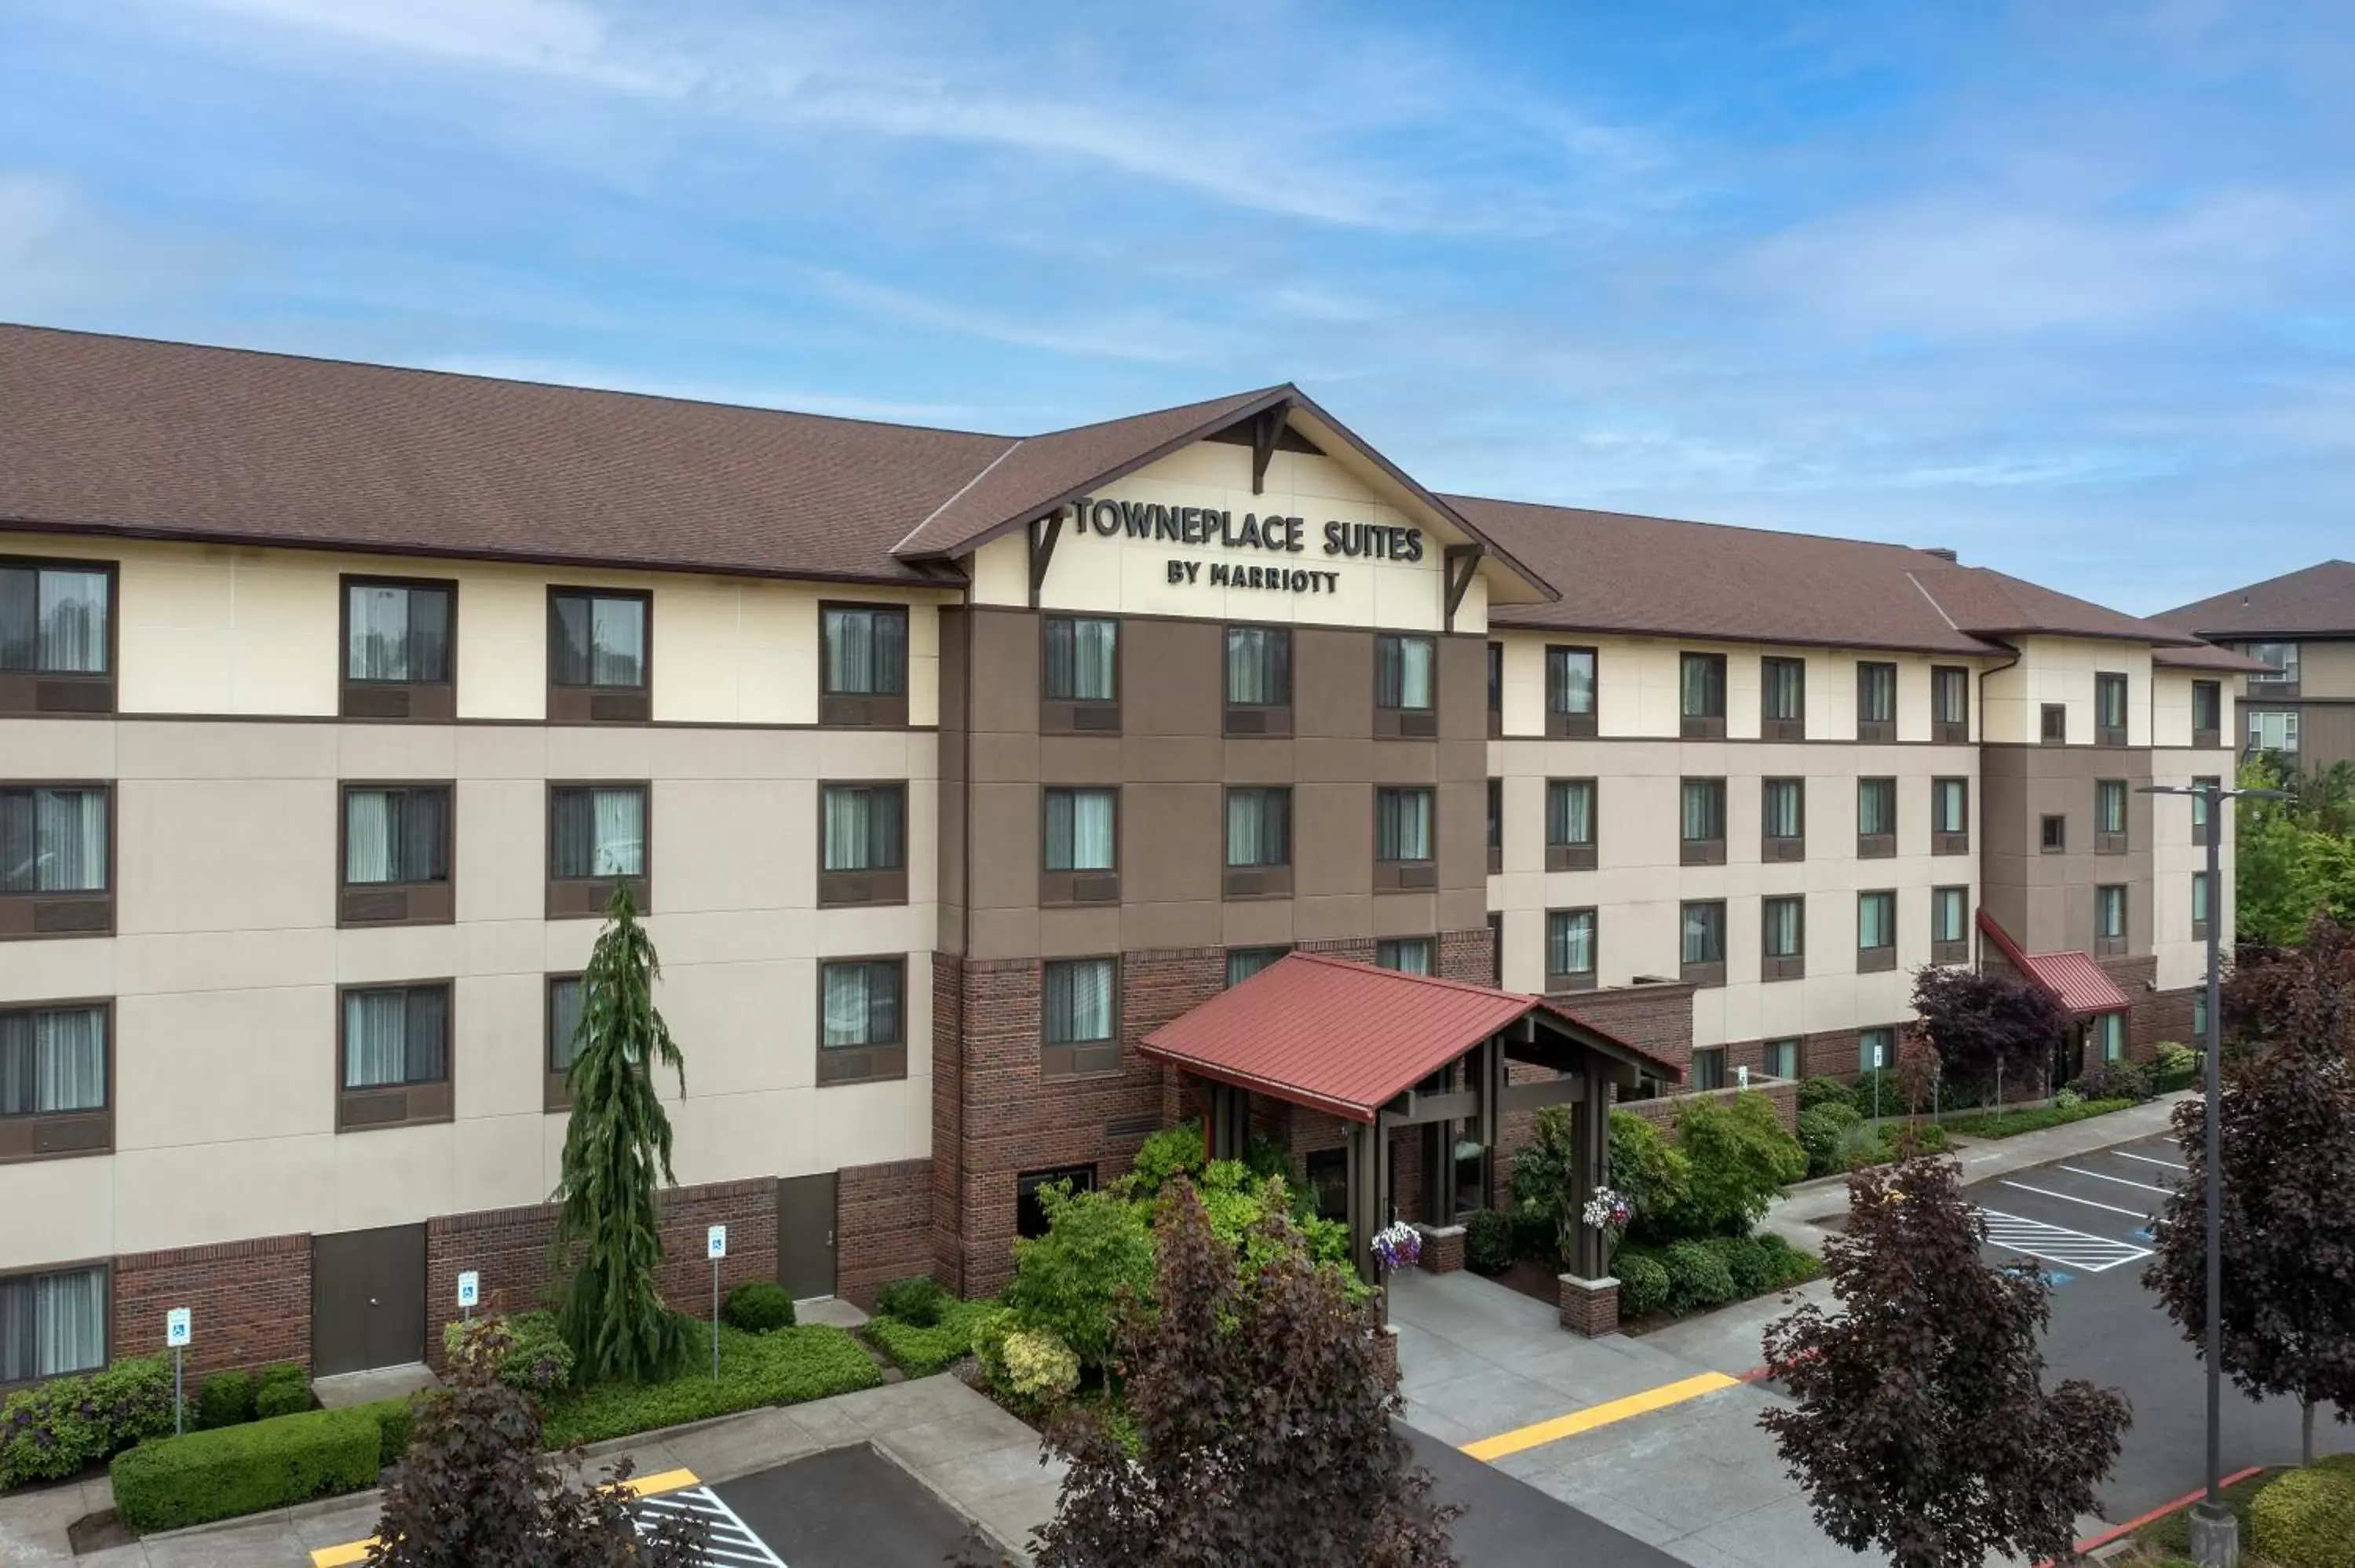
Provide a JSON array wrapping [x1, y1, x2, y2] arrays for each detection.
[[1137, 952, 1680, 1123], [1977, 910, 2131, 1017]]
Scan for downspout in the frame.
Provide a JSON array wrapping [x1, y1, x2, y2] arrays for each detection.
[[1972, 641, 2022, 968]]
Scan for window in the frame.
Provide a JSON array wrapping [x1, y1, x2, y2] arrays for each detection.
[[2193, 989, 2209, 1041], [2247, 642, 2299, 685], [548, 784, 648, 917], [1855, 661, 1897, 742], [1762, 895, 1806, 980], [2094, 1012, 2125, 1062], [1691, 1047, 1727, 1092], [1305, 1148, 1347, 1222], [2191, 775, 2220, 844], [819, 782, 907, 906], [1546, 779, 1597, 871], [1760, 657, 1806, 740], [0, 1265, 107, 1383], [1225, 788, 1291, 896], [544, 975, 583, 1111], [341, 577, 451, 720], [1546, 909, 1597, 991], [1931, 665, 1970, 743], [1488, 911, 1502, 987], [1932, 777, 1970, 854], [0, 1001, 109, 1162], [2096, 884, 2127, 957], [1374, 787, 1435, 890], [2040, 703, 2067, 745], [1017, 1165, 1096, 1240], [2095, 780, 2127, 854], [1546, 645, 1597, 738], [1041, 957, 1119, 1078], [1680, 652, 1726, 738], [1376, 938, 1434, 975], [548, 589, 650, 723], [819, 603, 910, 726], [1762, 778, 1805, 861], [1679, 778, 1726, 865], [1681, 900, 1726, 986], [1041, 616, 1119, 732], [1223, 625, 1291, 735], [1486, 779, 1502, 874], [1857, 777, 1896, 858], [818, 957, 907, 1085], [338, 983, 451, 1130], [340, 785, 452, 925], [1859, 1027, 1895, 1074], [1043, 787, 1119, 904], [2191, 680, 2222, 745], [1763, 1038, 1800, 1080], [1932, 886, 1970, 963], [2192, 872, 2211, 939], [0, 785, 111, 937], [2039, 814, 2067, 854], [0, 559, 112, 717], [2249, 709, 2299, 755], [2095, 673, 2129, 746], [1857, 891, 1896, 972], [1374, 634, 1437, 736], [1485, 642, 1502, 738], [1225, 946, 1290, 987]]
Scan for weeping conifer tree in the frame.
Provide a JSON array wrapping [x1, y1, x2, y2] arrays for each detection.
[[550, 881, 692, 1383]]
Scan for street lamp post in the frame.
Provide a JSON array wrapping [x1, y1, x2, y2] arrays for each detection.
[[2141, 779, 2284, 1568]]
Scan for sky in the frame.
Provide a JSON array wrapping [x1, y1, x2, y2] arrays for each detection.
[[3, 0, 2350, 615]]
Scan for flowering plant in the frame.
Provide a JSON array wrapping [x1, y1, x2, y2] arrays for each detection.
[[1371, 1221, 1422, 1273], [1581, 1186, 1633, 1239]]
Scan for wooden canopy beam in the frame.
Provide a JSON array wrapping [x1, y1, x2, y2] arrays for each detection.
[[1251, 403, 1291, 494], [1443, 544, 1483, 632]]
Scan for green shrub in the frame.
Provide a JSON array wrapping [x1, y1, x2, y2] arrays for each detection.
[[2251, 1454, 2355, 1568], [867, 1300, 991, 1378], [538, 1324, 878, 1448], [1510, 1207, 1557, 1264], [1001, 1328, 1080, 1407], [1123, 1120, 1207, 1199], [195, 1369, 255, 1430], [1608, 1109, 1692, 1242], [1943, 1098, 2134, 1139], [1707, 1235, 1776, 1297], [110, 1406, 382, 1532], [722, 1281, 796, 1333], [0, 1355, 174, 1488], [1464, 1209, 1516, 1274], [1663, 1240, 1736, 1315], [969, 1305, 1018, 1387], [251, 1362, 312, 1419], [2072, 1059, 2154, 1104], [2054, 1087, 2083, 1110], [443, 1311, 574, 1395], [1004, 1183, 1156, 1372], [1850, 1067, 1907, 1118], [2154, 1040, 2200, 1091], [1795, 1077, 1857, 1116], [352, 1395, 416, 1468], [1614, 1252, 1670, 1318], [875, 1275, 951, 1328], [1673, 1092, 1806, 1237], [1797, 1103, 1864, 1178]]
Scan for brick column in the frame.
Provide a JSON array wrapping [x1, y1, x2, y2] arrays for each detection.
[[1558, 1273, 1619, 1337], [1413, 1223, 1466, 1274], [1370, 1323, 1400, 1387]]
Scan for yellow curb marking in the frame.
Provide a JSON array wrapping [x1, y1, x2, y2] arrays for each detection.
[[1459, 1372, 1740, 1462], [309, 1467, 699, 1565]]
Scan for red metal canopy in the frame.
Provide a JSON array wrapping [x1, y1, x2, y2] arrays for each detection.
[[1137, 952, 1680, 1123], [1977, 910, 2131, 1017]]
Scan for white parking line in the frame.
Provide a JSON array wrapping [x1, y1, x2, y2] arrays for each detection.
[[1975, 1207, 2152, 1272], [637, 1485, 787, 1567], [1999, 1180, 2147, 1219], [2057, 1164, 2174, 1196], [2112, 1150, 2187, 1173]]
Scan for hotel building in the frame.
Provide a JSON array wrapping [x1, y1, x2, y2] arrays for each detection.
[[2159, 559, 2355, 771], [0, 325, 2250, 1381]]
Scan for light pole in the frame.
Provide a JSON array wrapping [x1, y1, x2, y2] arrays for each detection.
[[2140, 778, 2283, 1568]]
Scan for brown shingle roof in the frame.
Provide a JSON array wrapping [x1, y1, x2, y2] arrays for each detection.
[[2156, 560, 2355, 639], [2152, 641, 2273, 673]]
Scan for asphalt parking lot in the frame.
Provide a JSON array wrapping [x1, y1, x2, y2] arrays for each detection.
[[699, 1444, 1002, 1567], [1962, 1131, 2354, 1519], [1405, 1426, 1687, 1567]]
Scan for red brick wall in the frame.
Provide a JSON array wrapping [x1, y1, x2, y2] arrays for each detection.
[[114, 1233, 310, 1378], [838, 1158, 933, 1307], [930, 953, 969, 1290], [1554, 982, 1698, 1074]]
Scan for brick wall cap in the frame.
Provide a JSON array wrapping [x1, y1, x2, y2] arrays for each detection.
[[1412, 1223, 1467, 1239], [1558, 1273, 1619, 1291]]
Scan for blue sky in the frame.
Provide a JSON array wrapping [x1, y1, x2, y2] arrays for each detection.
[[4, 1, 2349, 614]]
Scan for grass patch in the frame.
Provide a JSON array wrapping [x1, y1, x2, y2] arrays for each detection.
[[867, 1300, 994, 1379], [538, 1324, 878, 1448], [2107, 1468, 2285, 1566], [1940, 1098, 2134, 1140]]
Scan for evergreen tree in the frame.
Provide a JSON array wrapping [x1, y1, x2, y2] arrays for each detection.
[[550, 881, 692, 1383]]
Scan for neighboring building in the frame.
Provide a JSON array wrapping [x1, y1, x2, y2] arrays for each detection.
[[0, 325, 2244, 1384], [2156, 560, 2355, 771]]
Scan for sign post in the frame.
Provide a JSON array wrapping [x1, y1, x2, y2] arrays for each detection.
[[457, 1270, 480, 1322], [706, 1225, 727, 1384], [165, 1308, 192, 1435]]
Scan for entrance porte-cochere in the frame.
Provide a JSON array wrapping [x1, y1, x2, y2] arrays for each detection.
[[1139, 953, 1684, 1289]]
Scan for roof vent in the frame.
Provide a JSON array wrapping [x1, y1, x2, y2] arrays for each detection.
[[1919, 546, 1959, 563]]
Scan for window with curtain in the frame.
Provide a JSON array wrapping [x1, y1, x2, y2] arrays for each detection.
[[550, 786, 646, 878], [1043, 617, 1117, 702], [2247, 643, 2299, 683], [1375, 788, 1433, 861], [820, 605, 908, 695], [1857, 891, 1895, 952], [1933, 886, 1967, 943], [1546, 647, 1596, 715], [1681, 901, 1725, 965], [1763, 896, 1805, 957], [1546, 779, 1596, 846], [345, 582, 449, 683], [547, 976, 584, 1074], [1546, 910, 1596, 979], [1225, 789, 1289, 867], [2193, 872, 2211, 929], [2095, 1012, 2125, 1061], [341, 984, 449, 1089], [0, 1265, 107, 1382], [1680, 779, 1725, 842], [1762, 658, 1806, 721], [1859, 1027, 1894, 1072], [1376, 938, 1433, 975], [2096, 673, 2129, 736], [822, 784, 904, 871], [2097, 780, 2127, 837], [343, 787, 450, 886], [1933, 666, 1969, 726], [1858, 778, 1896, 837], [2192, 776, 2218, 831], [0, 1004, 106, 1115], [1764, 1039, 1800, 1079], [550, 592, 648, 688], [1691, 1048, 1727, 1092], [1044, 788, 1116, 872], [1375, 635, 1434, 711], [0, 787, 108, 892], [1225, 946, 1289, 987], [1224, 626, 1290, 706], [2096, 885, 2126, 939], [1856, 662, 1897, 724], [1042, 959, 1115, 1044], [2250, 709, 2298, 752], [822, 960, 904, 1048], [0, 563, 111, 674], [1762, 779, 1803, 839], [2192, 681, 2222, 734], [1933, 778, 1968, 834], [1680, 653, 1725, 718], [2193, 990, 2208, 1040]]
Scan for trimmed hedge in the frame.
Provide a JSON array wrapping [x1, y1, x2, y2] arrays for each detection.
[[868, 1300, 993, 1378], [195, 1369, 254, 1431], [252, 1362, 312, 1420], [723, 1281, 796, 1333], [110, 1406, 382, 1531], [1663, 1240, 1735, 1314], [0, 1355, 174, 1488], [1615, 1253, 1670, 1318], [1942, 1098, 2134, 1140], [538, 1324, 877, 1448], [874, 1277, 951, 1329], [2252, 1454, 2355, 1568], [1464, 1209, 1516, 1274], [352, 1395, 418, 1468]]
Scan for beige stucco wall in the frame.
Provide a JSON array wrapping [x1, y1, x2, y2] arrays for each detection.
[[1981, 636, 2155, 748], [2150, 667, 2236, 749]]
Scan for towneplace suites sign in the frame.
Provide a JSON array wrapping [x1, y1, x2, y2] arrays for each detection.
[[1065, 495, 1426, 595]]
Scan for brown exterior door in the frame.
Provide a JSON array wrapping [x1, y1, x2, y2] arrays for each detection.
[[777, 1172, 837, 1300], [310, 1223, 428, 1375]]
